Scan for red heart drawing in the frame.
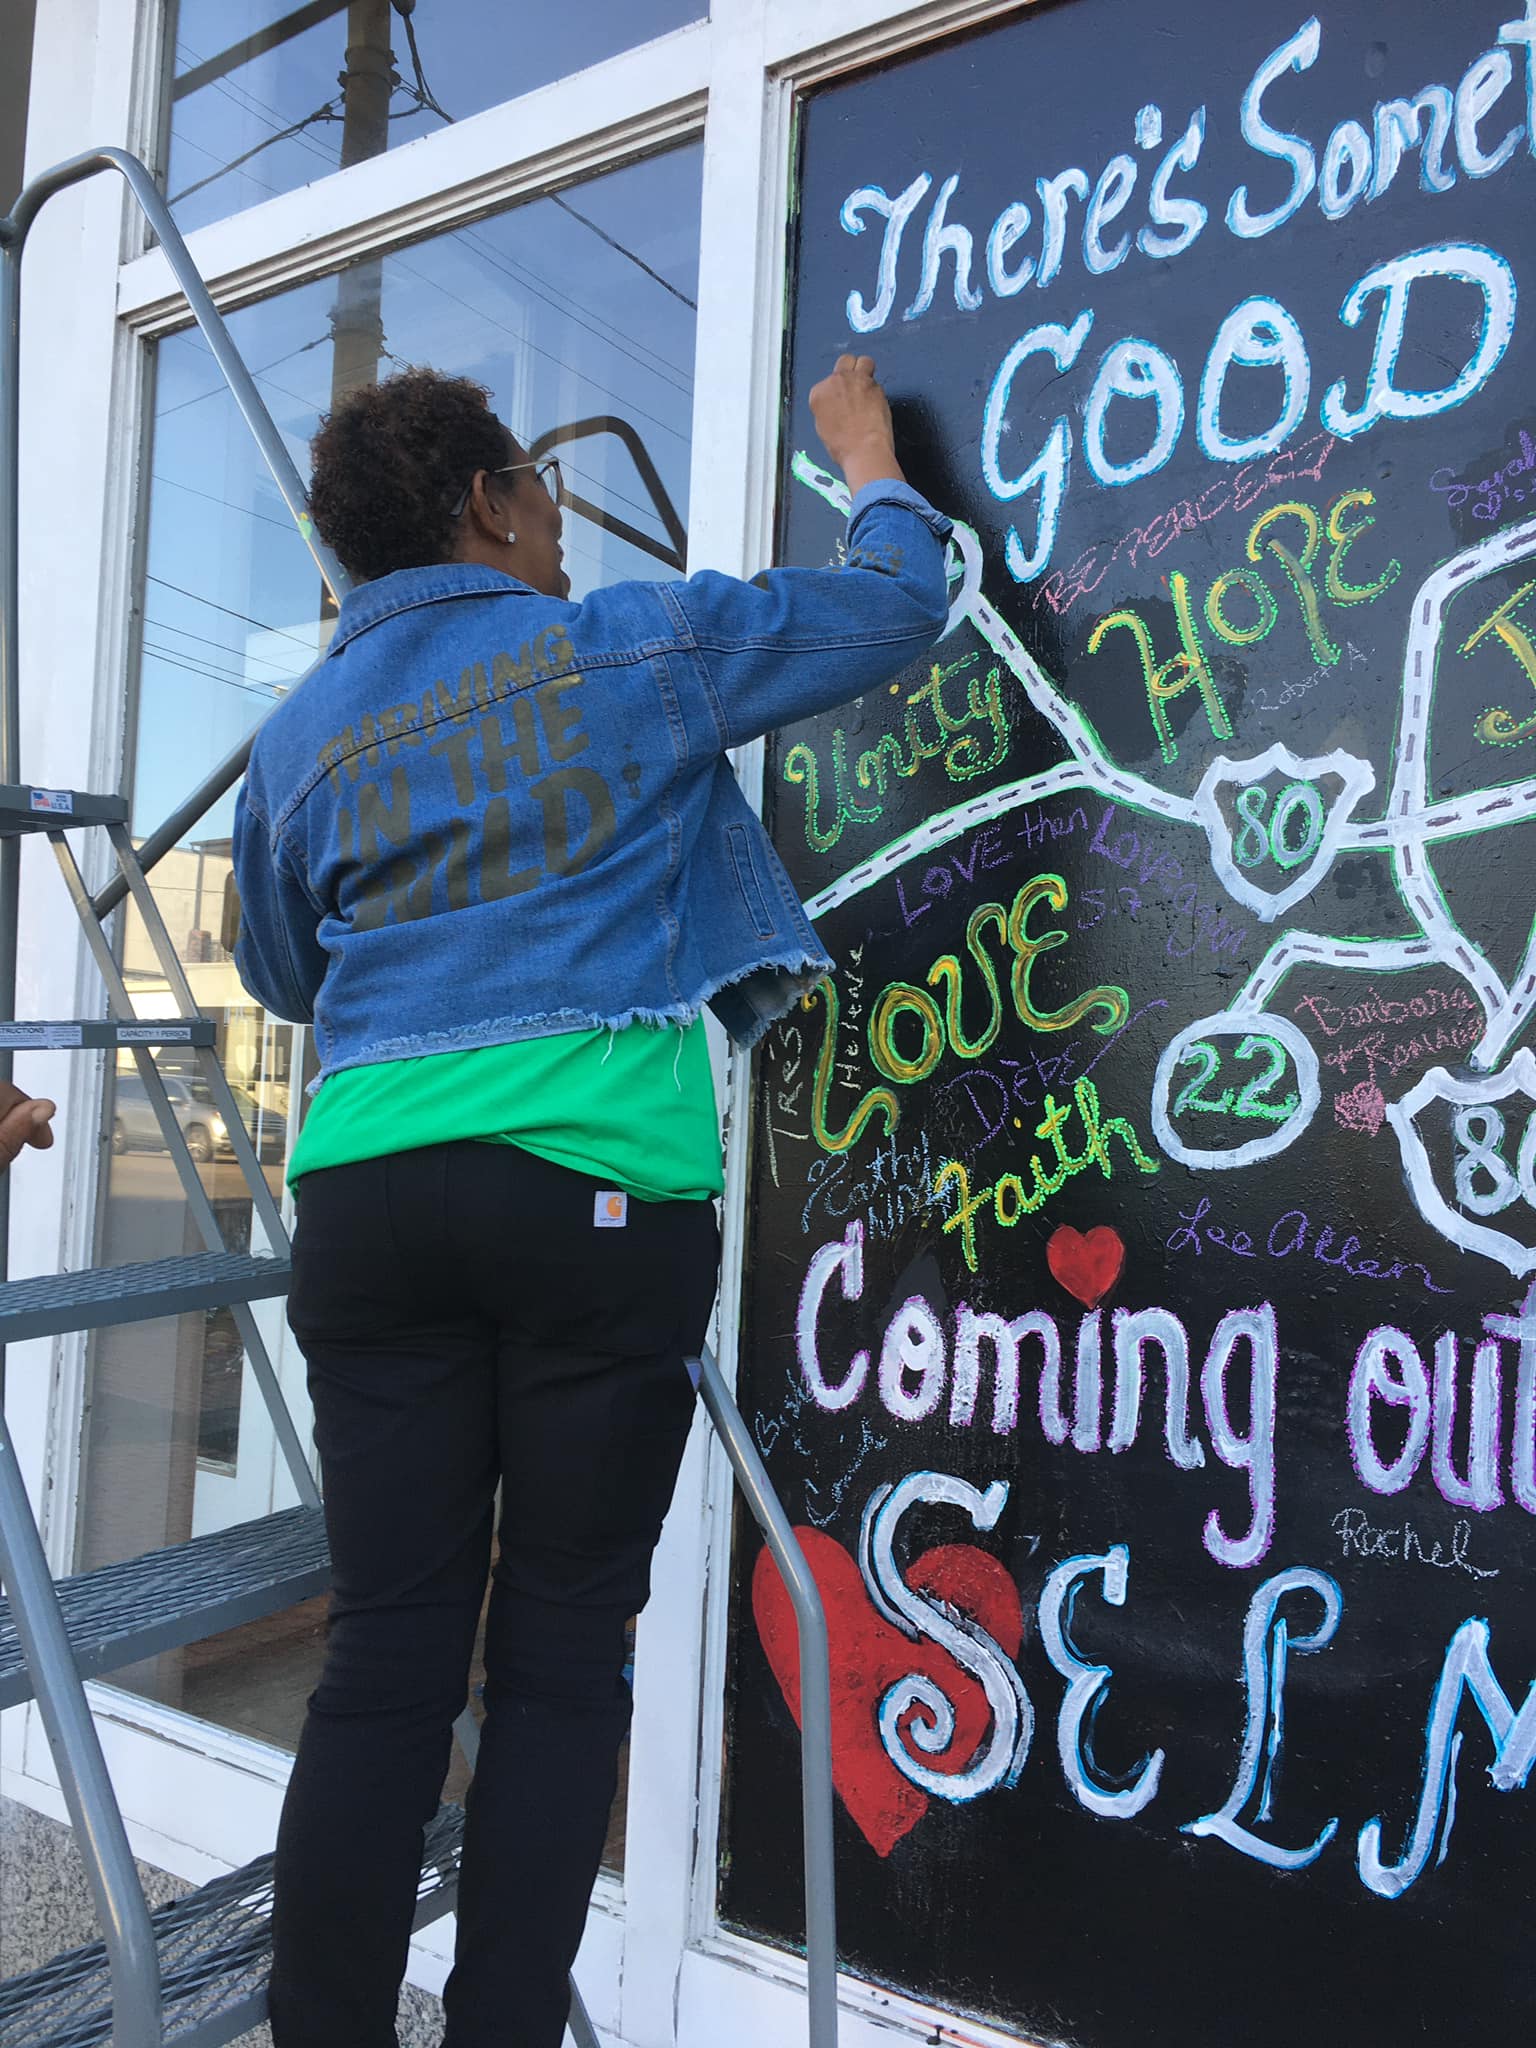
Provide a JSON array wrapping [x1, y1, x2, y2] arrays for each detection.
[[753, 1532, 1022, 1857], [1046, 1223, 1125, 1308]]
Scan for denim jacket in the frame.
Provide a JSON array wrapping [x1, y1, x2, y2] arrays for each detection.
[[233, 480, 951, 1074]]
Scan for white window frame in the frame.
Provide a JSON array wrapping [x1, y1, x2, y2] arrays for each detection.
[[6, 2, 1040, 2042]]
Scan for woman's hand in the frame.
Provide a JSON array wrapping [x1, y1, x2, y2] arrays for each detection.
[[810, 354, 906, 497]]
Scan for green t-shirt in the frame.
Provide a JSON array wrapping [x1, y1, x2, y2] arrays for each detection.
[[287, 1018, 723, 1201]]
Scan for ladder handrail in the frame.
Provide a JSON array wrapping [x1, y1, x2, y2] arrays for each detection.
[[0, 1410, 163, 2047], [694, 1347, 838, 2048]]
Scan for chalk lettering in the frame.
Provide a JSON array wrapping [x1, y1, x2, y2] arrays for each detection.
[[1331, 1507, 1498, 1578], [1183, 1567, 1343, 1867], [857, 1472, 1033, 1800], [932, 1078, 1159, 1271], [1039, 1546, 1165, 1819]]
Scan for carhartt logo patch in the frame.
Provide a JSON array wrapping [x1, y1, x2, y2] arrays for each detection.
[[595, 1190, 628, 1228]]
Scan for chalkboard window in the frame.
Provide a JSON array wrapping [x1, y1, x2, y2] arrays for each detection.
[[720, 5, 1536, 2042]]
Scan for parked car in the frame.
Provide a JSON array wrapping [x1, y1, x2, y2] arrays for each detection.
[[111, 1073, 225, 1162], [210, 1081, 288, 1163]]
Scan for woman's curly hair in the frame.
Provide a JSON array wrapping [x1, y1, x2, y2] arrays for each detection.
[[308, 366, 512, 583]]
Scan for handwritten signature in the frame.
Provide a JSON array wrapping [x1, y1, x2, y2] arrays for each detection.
[[1166, 1192, 1451, 1294], [1428, 429, 1536, 527], [1332, 1506, 1497, 1580], [1250, 637, 1370, 716]]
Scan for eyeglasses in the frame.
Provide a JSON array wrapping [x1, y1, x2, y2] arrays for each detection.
[[448, 456, 564, 521]]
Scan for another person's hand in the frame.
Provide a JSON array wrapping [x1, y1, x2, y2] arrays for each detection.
[[0, 1081, 56, 1170], [810, 354, 906, 497]]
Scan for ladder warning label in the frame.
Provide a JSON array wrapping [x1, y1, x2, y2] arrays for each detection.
[[0, 1024, 82, 1047], [116, 1025, 191, 1041]]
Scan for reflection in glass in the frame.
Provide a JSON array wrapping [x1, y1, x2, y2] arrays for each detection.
[[164, 0, 707, 233], [80, 147, 701, 1870]]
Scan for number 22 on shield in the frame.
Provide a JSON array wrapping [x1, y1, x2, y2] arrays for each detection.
[[1173, 1032, 1300, 1124]]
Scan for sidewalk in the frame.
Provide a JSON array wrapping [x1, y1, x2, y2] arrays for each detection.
[[0, 1794, 444, 2044]]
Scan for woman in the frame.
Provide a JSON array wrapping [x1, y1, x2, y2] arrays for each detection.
[[232, 352, 950, 2047]]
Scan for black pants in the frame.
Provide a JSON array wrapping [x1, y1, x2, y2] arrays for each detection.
[[268, 1142, 719, 2048]]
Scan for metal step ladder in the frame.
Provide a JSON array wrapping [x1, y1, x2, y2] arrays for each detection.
[[0, 148, 837, 2048]]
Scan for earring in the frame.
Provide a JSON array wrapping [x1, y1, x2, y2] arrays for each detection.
[[505, 530, 517, 545]]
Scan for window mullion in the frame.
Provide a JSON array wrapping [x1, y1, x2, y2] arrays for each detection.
[[117, 22, 714, 336], [619, 10, 796, 2035]]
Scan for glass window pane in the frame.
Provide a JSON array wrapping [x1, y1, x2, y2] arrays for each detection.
[[165, 0, 707, 233], [81, 144, 701, 1875]]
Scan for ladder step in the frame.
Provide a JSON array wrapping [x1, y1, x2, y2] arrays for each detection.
[[0, 1252, 290, 1343], [0, 1803, 463, 2047], [0, 787, 128, 836], [0, 1506, 330, 1712], [0, 1019, 216, 1050]]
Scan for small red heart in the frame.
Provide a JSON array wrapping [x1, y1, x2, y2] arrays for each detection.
[[1046, 1223, 1125, 1308], [753, 1533, 1022, 1857]]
